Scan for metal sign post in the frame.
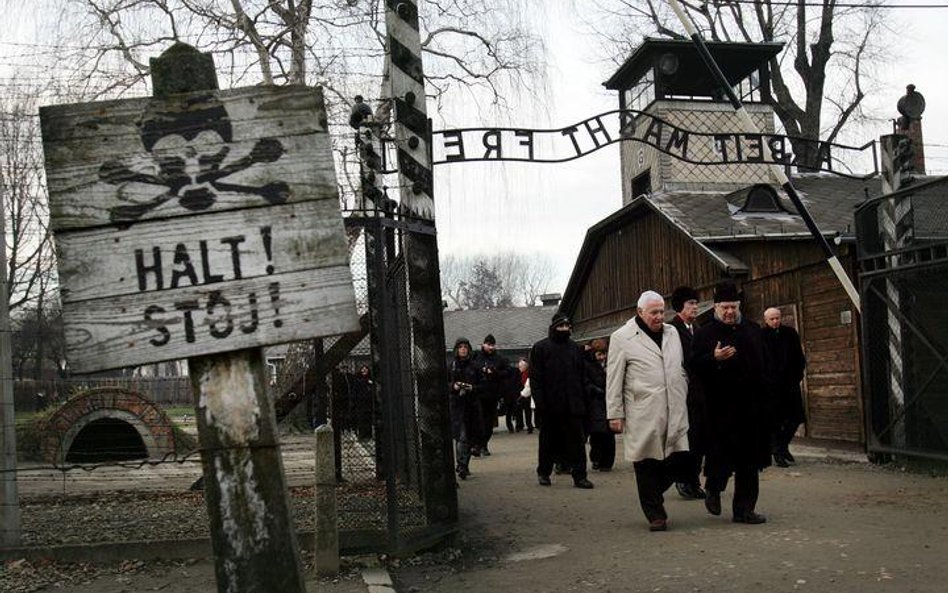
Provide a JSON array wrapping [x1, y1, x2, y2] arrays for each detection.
[[0, 187, 21, 548], [39, 42, 359, 592]]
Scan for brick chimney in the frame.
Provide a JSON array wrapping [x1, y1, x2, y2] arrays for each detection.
[[895, 84, 926, 175], [539, 293, 562, 307]]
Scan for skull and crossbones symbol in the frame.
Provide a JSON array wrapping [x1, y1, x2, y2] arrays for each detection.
[[100, 94, 290, 223]]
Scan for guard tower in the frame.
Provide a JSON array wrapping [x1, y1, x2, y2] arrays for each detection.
[[605, 38, 784, 204]]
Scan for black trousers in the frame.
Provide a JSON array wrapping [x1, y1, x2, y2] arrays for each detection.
[[475, 396, 497, 450], [537, 411, 587, 481], [771, 420, 801, 454], [677, 451, 704, 488], [589, 431, 616, 469], [633, 458, 683, 521], [705, 463, 760, 518]]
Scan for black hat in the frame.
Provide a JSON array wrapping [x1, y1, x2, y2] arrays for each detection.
[[671, 286, 699, 312], [713, 282, 741, 303], [483, 334, 496, 345], [550, 312, 571, 328]]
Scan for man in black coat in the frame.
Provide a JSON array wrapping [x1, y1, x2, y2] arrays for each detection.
[[761, 307, 807, 467], [471, 334, 508, 456], [669, 285, 707, 500], [530, 312, 594, 489], [692, 282, 770, 524]]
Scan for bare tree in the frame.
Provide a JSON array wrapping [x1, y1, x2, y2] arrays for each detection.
[[0, 90, 55, 314], [440, 254, 468, 310], [590, 0, 891, 168], [441, 251, 555, 309], [11, 301, 66, 380], [47, 0, 546, 207]]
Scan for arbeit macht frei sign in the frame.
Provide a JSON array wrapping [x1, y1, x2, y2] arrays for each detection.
[[40, 85, 359, 373], [431, 109, 876, 178]]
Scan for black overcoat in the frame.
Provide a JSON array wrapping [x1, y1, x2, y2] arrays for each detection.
[[529, 335, 587, 417], [583, 354, 608, 433], [670, 315, 708, 454], [691, 318, 772, 470], [761, 324, 807, 427], [448, 355, 482, 441]]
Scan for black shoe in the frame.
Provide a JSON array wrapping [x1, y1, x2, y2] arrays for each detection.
[[773, 454, 789, 468], [471, 448, 481, 457], [676, 482, 706, 500], [648, 519, 668, 532], [527, 428, 534, 434], [733, 512, 767, 524], [597, 466, 613, 472], [482, 448, 491, 457], [573, 478, 594, 489], [538, 475, 552, 486], [705, 490, 722, 516], [457, 468, 469, 480], [784, 450, 796, 464], [591, 462, 601, 470]]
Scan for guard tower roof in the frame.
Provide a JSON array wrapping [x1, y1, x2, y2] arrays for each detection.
[[604, 38, 784, 94]]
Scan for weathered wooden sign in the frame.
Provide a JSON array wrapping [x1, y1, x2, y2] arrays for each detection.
[[40, 85, 359, 373]]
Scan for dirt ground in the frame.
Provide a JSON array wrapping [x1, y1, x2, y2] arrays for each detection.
[[4, 431, 948, 593], [394, 431, 948, 593]]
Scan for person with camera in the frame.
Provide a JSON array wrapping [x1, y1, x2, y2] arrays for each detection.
[[471, 334, 509, 456], [448, 337, 481, 480]]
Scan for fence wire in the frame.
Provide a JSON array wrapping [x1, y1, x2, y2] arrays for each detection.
[[6, 211, 455, 555]]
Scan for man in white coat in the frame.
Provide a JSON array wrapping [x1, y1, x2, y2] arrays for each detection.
[[607, 291, 690, 531]]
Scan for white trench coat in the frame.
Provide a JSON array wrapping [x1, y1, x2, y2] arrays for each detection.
[[606, 319, 690, 463]]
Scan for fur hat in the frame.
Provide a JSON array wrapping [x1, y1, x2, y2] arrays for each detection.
[[713, 282, 741, 303], [671, 286, 699, 312]]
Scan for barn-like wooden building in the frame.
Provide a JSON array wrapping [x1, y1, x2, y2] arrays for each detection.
[[559, 39, 931, 445]]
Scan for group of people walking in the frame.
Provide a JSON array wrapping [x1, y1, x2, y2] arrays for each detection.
[[448, 280, 807, 532], [448, 334, 535, 479], [605, 282, 806, 531]]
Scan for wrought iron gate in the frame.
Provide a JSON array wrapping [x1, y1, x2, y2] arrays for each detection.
[[856, 177, 948, 461]]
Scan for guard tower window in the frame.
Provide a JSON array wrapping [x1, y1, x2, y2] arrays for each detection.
[[741, 184, 785, 213], [604, 39, 783, 106], [737, 71, 761, 102], [623, 71, 655, 112], [631, 171, 652, 198]]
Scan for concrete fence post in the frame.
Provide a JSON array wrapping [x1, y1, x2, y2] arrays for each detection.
[[314, 424, 339, 576]]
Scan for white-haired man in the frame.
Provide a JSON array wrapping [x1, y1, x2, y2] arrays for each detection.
[[606, 290, 690, 531]]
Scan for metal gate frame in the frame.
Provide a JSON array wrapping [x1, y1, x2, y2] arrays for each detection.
[[856, 178, 948, 462]]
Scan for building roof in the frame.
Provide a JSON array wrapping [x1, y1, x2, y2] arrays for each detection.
[[443, 305, 559, 351], [560, 175, 944, 315], [649, 175, 886, 242], [603, 38, 784, 92]]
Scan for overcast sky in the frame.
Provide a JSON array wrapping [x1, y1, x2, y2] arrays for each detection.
[[432, 2, 948, 293], [3, 1, 947, 297]]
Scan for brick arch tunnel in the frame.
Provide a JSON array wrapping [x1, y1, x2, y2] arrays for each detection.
[[39, 387, 177, 464]]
